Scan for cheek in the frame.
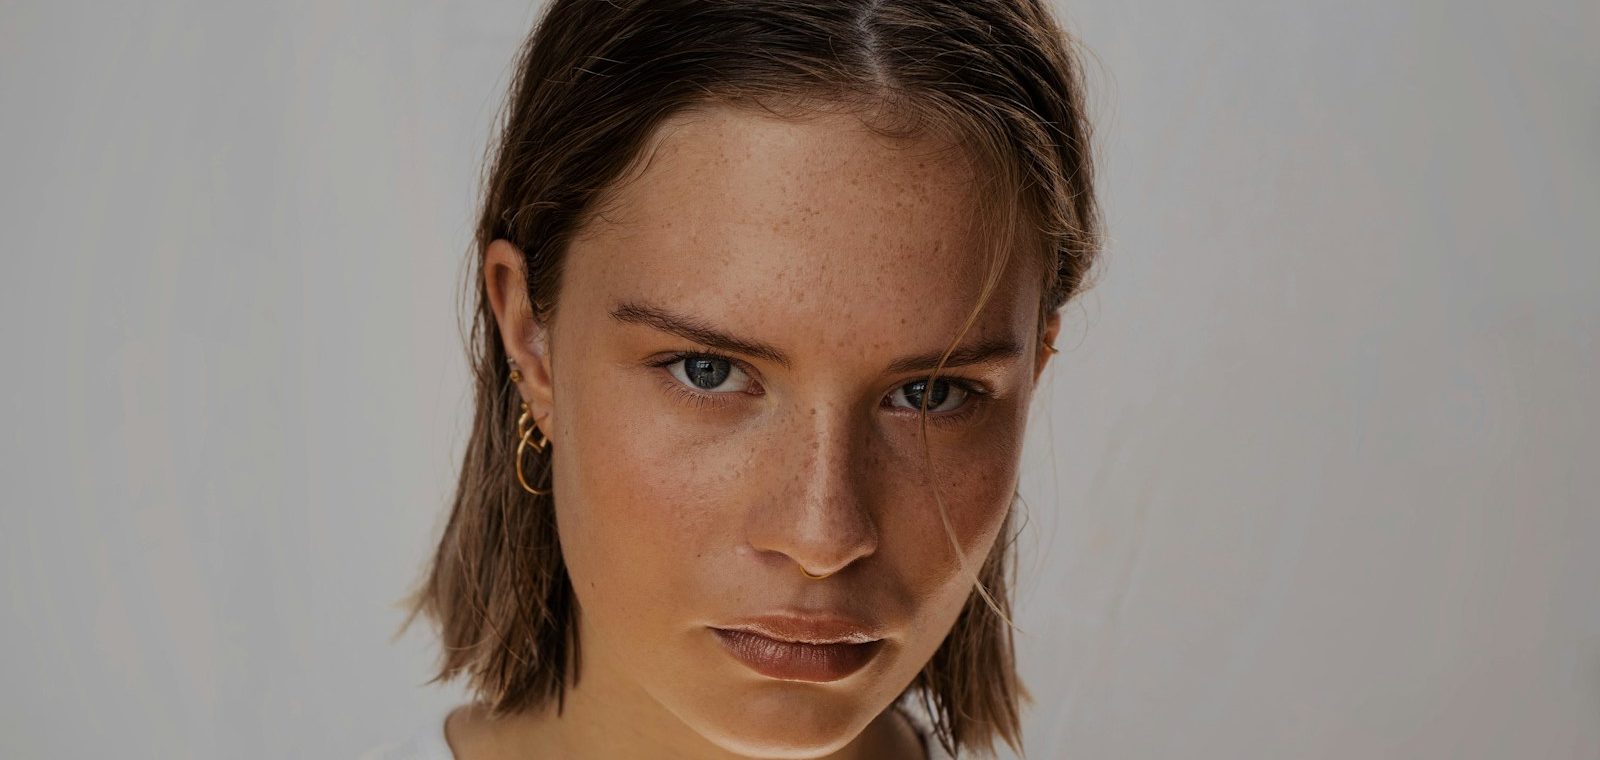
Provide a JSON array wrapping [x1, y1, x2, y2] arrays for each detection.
[[876, 408, 1027, 625], [553, 376, 740, 627], [892, 438, 1019, 574], [895, 402, 1025, 540]]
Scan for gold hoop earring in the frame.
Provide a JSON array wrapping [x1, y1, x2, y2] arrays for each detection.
[[516, 401, 551, 495], [800, 567, 833, 580], [1042, 339, 1059, 355]]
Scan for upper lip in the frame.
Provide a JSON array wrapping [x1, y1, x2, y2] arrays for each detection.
[[712, 612, 886, 645]]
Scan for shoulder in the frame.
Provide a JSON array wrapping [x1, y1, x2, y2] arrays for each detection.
[[357, 704, 457, 760]]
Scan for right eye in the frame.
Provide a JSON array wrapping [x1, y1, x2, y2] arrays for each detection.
[[652, 351, 757, 395]]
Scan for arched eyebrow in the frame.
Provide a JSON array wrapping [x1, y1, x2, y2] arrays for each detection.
[[610, 299, 1025, 374]]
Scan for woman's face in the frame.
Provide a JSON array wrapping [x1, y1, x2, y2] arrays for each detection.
[[491, 103, 1059, 757]]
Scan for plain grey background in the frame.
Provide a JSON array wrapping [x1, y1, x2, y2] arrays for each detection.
[[2, 1, 1596, 758]]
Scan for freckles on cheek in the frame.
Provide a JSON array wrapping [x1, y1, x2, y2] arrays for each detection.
[[571, 397, 737, 576], [572, 432, 750, 632], [912, 442, 1022, 559]]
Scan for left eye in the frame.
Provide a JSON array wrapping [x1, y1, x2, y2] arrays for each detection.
[[887, 378, 971, 413]]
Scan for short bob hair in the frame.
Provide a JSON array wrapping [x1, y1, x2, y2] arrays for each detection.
[[400, 1, 1102, 757]]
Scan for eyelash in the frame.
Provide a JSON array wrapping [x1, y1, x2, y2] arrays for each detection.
[[647, 350, 993, 427]]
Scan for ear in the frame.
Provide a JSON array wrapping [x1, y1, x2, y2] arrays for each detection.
[[484, 239, 557, 444], [1032, 309, 1062, 387]]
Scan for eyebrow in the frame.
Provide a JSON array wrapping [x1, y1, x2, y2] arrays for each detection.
[[609, 299, 1025, 374]]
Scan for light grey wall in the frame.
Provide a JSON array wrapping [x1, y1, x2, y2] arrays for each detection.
[[1, 1, 1594, 758]]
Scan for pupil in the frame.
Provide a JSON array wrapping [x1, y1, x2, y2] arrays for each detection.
[[685, 357, 731, 389]]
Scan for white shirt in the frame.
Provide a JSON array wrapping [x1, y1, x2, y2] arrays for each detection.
[[360, 699, 956, 759]]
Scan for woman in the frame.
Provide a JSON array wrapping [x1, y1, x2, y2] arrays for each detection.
[[371, 0, 1101, 757]]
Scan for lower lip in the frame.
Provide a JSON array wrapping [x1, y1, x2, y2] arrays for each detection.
[[710, 628, 884, 683]]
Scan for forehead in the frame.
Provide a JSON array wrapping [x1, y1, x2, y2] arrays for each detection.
[[564, 103, 1039, 357]]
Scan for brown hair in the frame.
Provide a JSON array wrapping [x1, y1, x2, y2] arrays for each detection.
[[399, 1, 1102, 757]]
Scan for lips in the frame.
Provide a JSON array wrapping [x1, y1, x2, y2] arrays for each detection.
[[711, 627, 885, 682]]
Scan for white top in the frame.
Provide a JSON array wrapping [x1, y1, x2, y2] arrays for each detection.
[[360, 699, 956, 759]]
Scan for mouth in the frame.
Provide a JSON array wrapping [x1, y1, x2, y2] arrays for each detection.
[[710, 627, 886, 683]]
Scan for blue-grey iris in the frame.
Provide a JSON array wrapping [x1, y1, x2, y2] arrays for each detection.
[[684, 356, 732, 389]]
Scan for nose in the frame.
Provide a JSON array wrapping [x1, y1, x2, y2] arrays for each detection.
[[744, 400, 880, 578]]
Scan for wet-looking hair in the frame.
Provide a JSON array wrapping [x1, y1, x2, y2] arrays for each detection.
[[400, 1, 1102, 756]]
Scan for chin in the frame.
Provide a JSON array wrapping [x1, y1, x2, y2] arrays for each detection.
[[673, 688, 877, 760], [694, 724, 861, 760]]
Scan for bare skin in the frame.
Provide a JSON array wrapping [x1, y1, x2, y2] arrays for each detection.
[[463, 102, 1060, 759]]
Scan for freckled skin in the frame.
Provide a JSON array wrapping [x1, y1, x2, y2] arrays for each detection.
[[467, 104, 1061, 760]]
